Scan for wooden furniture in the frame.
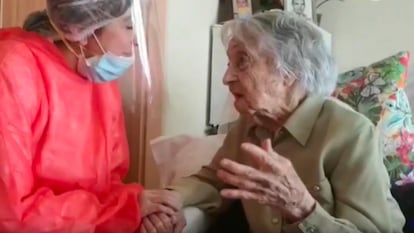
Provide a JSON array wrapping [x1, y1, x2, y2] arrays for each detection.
[[0, 0, 45, 28]]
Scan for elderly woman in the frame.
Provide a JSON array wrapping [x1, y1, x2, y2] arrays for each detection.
[[0, 1, 178, 233], [140, 10, 405, 233]]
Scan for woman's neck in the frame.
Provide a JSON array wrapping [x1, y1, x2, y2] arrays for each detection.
[[55, 42, 78, 71]]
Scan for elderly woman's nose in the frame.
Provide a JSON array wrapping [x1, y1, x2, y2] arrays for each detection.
[[223, 69, 238, 85]]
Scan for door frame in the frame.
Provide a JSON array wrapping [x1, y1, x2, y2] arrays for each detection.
[[0, 0, 3, 28]]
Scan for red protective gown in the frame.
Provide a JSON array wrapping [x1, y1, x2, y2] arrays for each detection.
[[0, 28, 142, 233]]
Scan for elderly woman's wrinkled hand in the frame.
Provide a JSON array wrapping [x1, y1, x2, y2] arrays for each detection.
[[140, 213, 175, 233], [139, 190, 183, 217], [139, 209, 186, 233], [217, 139, 316, 222], [139, 190, 186, 233]]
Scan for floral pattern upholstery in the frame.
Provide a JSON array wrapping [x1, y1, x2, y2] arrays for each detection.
[[334, 51, 413, 186]]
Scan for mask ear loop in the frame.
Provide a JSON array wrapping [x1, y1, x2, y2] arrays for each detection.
[[92, 33, 107, 54], [78, 46, 91, 66], [48, 18, 82, 59]]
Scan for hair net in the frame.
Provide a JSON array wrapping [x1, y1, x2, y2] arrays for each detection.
[[46, 0, 132, 42], [23, 10, 58, 41]]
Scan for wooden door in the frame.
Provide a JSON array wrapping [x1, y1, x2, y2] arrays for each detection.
[[0, 0, 2, 27], [1, 0, 45, 28], [123, 0, 166, 188]]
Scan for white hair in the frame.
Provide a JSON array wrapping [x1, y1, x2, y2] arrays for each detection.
[[221, 10, 338, 96]]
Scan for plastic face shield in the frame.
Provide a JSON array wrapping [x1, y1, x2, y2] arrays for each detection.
[[46, 0, 161, 108], [125, 0, 165, 184]]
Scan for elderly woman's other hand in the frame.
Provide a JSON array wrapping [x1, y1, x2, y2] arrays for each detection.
[[139, 190, 186, 233], [139, 190, 183, 217], [139, 210, 186, 233], [140, 213, 175, 233], [217, 139, 316, 222]]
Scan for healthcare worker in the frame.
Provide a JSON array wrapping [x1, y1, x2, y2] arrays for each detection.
[[0, 0, 179, 233]]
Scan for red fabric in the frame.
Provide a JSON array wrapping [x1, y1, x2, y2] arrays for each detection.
[[0, 28, 142, 233]]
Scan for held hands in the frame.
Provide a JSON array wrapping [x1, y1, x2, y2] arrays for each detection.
[[139, 190, 186, 233], [137, 139, 316, 233], [217, 139, 316, 222], [140, 209, 186, 233], [140, 190, 182, 217]]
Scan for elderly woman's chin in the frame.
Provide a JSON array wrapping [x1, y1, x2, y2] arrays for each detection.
[[233, 97, 256, 116]]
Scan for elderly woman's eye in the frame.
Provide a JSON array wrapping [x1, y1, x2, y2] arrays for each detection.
[[237, 55, 249, 70]]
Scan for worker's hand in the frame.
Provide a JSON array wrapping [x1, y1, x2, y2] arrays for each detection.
[[139, 209, 186, 233], [139, 190, 183, 217], [140, 213, 174, 233], [173, 209, 186, 233]]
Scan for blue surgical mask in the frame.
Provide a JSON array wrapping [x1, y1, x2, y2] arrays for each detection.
[[78, 52, 134, 83]]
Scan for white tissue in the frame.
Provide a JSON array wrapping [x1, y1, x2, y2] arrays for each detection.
[[150, 134, 226, 186]]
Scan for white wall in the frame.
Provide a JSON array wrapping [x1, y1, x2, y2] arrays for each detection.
[[163, 0, 219, 136], [163, 0, 414, 136], [320, 0, 414, 109], [319, 0, 414, 78]]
